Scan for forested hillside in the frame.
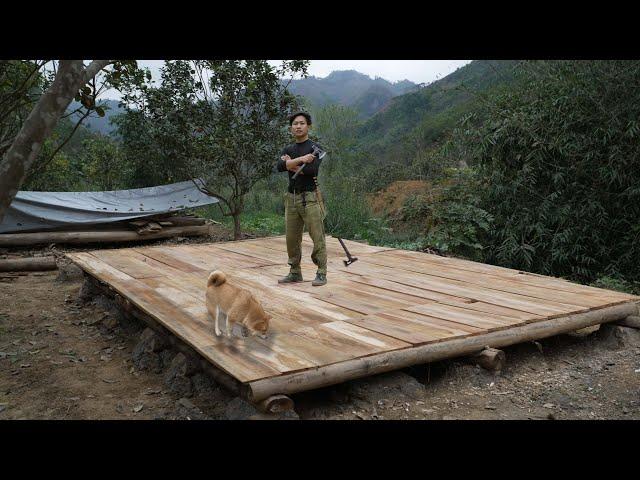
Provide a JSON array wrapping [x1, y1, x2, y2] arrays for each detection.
[[356, 60, 520, 167]]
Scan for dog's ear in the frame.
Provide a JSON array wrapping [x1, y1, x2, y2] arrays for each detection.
[[253, 319, 268, 332]]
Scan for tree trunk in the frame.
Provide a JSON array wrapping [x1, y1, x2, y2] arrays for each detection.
[[232, 196, 244, 240], [233, 212, 242, 240], [0, 60, 112, 225]]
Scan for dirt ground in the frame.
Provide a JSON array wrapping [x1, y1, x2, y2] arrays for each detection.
[[366, 180, 430, 217], [1, 227, 640, 420]]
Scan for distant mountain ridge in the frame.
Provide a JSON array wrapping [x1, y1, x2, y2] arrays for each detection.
[[66, 70, 415, 135], [285, 70, 419, 118], [356, 60, 520, 165]]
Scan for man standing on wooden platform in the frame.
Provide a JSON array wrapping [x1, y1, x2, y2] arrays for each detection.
[[275, 111, 327, 286]]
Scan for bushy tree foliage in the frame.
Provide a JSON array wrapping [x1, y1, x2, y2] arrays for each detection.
[[443, 61, 640, 287], [116, 60, 309, 239]]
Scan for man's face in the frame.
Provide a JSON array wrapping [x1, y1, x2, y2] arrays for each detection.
[[290, 116, 310, 139]]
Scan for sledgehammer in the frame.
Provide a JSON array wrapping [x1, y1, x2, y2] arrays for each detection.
[[338, 237, 358, 267]]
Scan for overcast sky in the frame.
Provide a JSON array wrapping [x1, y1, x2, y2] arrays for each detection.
[[101, 60, 472, 100]]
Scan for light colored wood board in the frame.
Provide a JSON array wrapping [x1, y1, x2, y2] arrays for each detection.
[[331, 259, 587, 317], [176, 244, 275, 269], [308, 287, 410, 315], [276, 273, 437, 307], [391, 310, 486, 334], [403, 302, 527, 330], [88, 249, 177, 279], [213, 242, 286, 263], [132, 247, 209, 273], [345, 311, 473, 345], [318, 321, 411, 350], [435, 299, 544, 321], [300, 292, 380, 315], [356, 251, 610, 308], [379, 310, 484, 336], [378, 252, 633, 306], [378, 249, 638, 301], [250, 331, 359, 366], [185, 244, 278, 268], [340, 271, 475, 304], [233, 336, 317, 372], [161, 243, 271, 270], [135, 246, 221, 272], [289, 321, 410, 357], [66, 252, 134, 282]]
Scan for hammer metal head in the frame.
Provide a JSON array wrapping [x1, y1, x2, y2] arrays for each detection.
[[343, 257, 358, 267]]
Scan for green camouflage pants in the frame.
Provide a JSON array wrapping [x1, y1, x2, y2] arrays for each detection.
[[284, 191, 327, 275]]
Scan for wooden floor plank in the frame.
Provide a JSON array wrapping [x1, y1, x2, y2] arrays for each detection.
[[435, 300, 544, 321], [331, 258, 589, 317], [89, 249, 181, 279], [345, 309, 479, 345], [340, 272, 475, 304], [378, 249, 636, 301], [132, 246, 209, 273], [357, 251, 612, 308], [404, 303, 527, 330], [178, 244, 276, 269], [66, 252, 135, 282]]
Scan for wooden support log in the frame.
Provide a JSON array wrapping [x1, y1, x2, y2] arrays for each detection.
[[256, 395, 295, 414], [617, 315, 640, 330], [136, 221, 163, 235], [159, 216, 207, 227], [467, 347, 505, 371], [0, 256, 57, 271], [0, 225, 212, 247], [246, 302, 638, 402]]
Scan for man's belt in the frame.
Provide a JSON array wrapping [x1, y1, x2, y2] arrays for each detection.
[[288, 187, 314, 194]]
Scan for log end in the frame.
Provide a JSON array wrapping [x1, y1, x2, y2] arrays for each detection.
[[256, 394, 295, 414], [470, 347, 506, 372]]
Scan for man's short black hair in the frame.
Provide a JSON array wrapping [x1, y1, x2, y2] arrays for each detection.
[[289, 111, 312, 126]]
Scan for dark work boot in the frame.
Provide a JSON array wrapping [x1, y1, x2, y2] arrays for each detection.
[[278, 272, 303, 284], [312, 273, 327, 286]]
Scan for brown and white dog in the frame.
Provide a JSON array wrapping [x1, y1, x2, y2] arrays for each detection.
[[205, 270, 271, 339]]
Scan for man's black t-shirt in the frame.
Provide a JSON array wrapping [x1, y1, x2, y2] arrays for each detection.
[[276, 139, 325, 193]]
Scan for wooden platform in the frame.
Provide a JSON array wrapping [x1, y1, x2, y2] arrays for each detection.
[[66, 235, 640, 401]]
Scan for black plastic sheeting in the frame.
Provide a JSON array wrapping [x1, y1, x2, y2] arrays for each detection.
[[0, 180, 219, 234]]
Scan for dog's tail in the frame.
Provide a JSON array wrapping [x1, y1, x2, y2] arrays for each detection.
[[207, 270, 226, 287]]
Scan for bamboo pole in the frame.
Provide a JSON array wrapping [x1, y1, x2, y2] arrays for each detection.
[[246, 302, 639, 402], [0, 225, 212, 247]]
